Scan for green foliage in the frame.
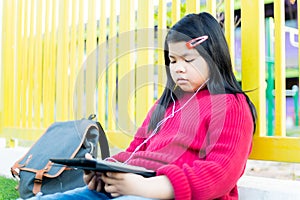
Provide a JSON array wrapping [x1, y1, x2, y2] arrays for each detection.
[[0, 176, 19, 200], [286, 128, 300, 137], [154, 3, 186, 28]]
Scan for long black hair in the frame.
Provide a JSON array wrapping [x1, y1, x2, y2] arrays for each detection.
[[148, 12, 257, 133]]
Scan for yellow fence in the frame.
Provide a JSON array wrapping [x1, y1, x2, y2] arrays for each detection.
[[0, 0, 299, 162]]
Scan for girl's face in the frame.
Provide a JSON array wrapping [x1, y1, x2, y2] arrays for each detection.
[[168, 41, 209, 92]]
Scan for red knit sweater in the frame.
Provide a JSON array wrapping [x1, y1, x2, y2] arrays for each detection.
[[113, 89, 254, 200]]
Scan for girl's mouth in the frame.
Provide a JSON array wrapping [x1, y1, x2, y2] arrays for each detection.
[[177, 78, 188, 84]]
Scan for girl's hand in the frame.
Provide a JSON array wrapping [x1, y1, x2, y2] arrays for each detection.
[[83, 153, 103, 192], [101, 172, 174, 199], [83, 170, 103, 192], [101, 172, 144, 197]]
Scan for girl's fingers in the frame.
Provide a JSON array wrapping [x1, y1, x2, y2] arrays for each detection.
[[101, 173, 120, 185], [83, 171, 94, 184], [104, 183, 117, 194], [85, 153, 94, 160], [110, 193, 121, 197], [96, 177, 103, 192], [87, 176, 97, 190], [105, 172, 124, 180]]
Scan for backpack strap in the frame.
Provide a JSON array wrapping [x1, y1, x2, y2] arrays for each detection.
[[88, 114, 110, 159], [32, 161, 52, 195], [96, 121, 110, 159], [32, 169, 44, 195]]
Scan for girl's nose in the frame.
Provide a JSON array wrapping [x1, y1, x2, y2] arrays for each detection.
[[175, 63, 186, 73]]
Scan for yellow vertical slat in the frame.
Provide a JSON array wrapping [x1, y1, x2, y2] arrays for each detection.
[[97, 0, 107, 125], [27, 0, 35, 127], [224, 0, 235, 73], [15, 0, 24, 127], [0, 0, 6, 131], [157, 0, 167, 97], [0, 0, 3, 129], [241, 0, 266, 136], [171, 0, 180, 26], [119, 0, 135, 133], [21, 0, 29, 127], [2, 0, 9, 128], [274, 0, 286, 137], [11, 0, 16, 127], [207, 0, 216, 17], [86, 0, 96, 54], [69, 0, 78, 119], [34, 0, 43, 127], [85, 0, 97, 117], [107, 0, 117, 130], [136, 0, 154, 127], [56, 0, 69, 121], [42, 0, 50, 126], [6, 0, 16, 126], [75, 0, 84, 119], [48, 0, 57, 123], [186, 0, 199, 14]]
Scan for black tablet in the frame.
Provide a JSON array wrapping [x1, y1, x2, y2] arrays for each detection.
[[50, 158, 156, 178]]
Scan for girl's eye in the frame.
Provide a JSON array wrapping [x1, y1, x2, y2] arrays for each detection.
[[170, 60, 176, 64], [185, 59, 195, 63]]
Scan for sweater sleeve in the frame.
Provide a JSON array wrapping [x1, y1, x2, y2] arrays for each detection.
[[156, 96, 254, 200]]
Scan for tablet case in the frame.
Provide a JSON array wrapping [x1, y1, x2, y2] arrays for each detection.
[[50, 158, 156, 178]]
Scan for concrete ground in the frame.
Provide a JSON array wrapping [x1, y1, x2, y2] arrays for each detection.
[[245, 159, 300, 181], [0, 147, 29, 178]]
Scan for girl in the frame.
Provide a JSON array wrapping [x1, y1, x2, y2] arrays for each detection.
[[28, 12, 256, 200]]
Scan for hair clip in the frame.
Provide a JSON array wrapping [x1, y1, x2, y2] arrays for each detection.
[[186, 35, 208, 49]]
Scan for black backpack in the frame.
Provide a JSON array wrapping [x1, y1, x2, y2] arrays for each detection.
[[11, 115, 110, 199]]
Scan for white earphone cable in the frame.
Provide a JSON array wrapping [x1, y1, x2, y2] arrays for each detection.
[[122, 79, 209, 164]]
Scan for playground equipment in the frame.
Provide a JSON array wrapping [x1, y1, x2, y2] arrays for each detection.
[[265, 17, 299, 136]]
